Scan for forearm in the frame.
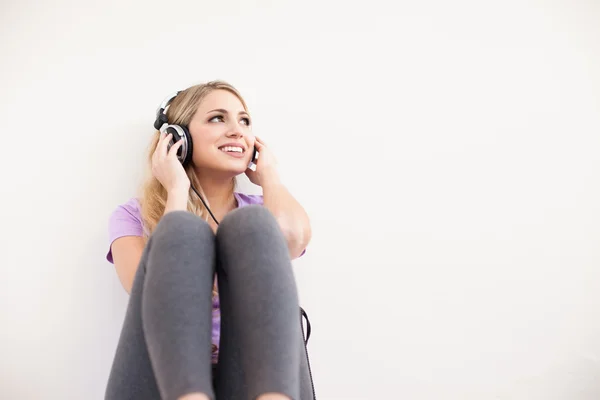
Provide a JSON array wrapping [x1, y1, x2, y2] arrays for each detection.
[[261, 172, 311, 258], [164, 189, 189, 215]]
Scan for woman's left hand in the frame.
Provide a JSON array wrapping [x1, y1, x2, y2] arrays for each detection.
[[245, 136, 280, 186]]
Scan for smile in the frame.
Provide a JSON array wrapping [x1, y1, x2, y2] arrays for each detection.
[[218, 145, 246, 158], [219, 146, 244, 153]]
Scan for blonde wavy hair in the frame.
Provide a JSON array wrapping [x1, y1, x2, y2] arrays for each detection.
[[138, 80, 249, 237]]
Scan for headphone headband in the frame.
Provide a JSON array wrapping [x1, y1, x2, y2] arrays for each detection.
[[154, 90, 182, 130]]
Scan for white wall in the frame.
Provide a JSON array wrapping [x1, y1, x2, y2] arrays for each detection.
[[1, 0, 599, 398]]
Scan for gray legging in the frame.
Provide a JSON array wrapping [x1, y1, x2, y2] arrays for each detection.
[[104, 205, 315, 400]]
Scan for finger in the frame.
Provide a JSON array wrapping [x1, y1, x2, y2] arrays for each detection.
[[168, 139, 184, 158], [158, 133, 173, 157], [154, 131, 165, 155], [153, 131, 165, 154], [253, 139, 264, 150], [152, 133, 164, 163]]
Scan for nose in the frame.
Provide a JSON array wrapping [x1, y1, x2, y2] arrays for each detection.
[[225, 129, 242, 138], [225, 121, 244, 138]]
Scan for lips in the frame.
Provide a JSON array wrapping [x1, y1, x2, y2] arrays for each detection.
[[218, 144, 246, 159], [218, 142, 246, 152], [219, 145, 244, 154]]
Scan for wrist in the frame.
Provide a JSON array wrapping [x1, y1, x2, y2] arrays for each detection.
[[165, 189, 189, 213], [167, 184, 189, 198], [260, 170, 281, 187]]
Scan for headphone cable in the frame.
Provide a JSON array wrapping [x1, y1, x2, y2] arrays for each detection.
[[190, 184, 220, 226]]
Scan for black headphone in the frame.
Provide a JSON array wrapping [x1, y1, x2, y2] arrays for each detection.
[[154, 91, 195, 167]]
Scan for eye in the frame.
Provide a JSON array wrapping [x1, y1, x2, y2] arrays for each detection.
[[209, 115, 224, 123], [241, 117, 251, 126]]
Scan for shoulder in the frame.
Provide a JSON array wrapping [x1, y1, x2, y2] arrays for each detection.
[[107, 197, 144, 263], [234, 192, 264, 207], [109, 197, 142, 227]]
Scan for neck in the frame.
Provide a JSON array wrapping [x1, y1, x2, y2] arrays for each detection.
[[193, 170, 236, 210]]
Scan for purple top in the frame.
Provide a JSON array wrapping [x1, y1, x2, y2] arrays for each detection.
[[106, 192, 265, 364]]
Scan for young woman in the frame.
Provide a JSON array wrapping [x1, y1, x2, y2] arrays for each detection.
[[104, 80, 314, 400]]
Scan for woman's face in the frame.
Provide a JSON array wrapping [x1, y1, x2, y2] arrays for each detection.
[[188, 89, 255, 176]]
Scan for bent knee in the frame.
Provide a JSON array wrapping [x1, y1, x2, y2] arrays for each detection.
[[152, 210, 213, 247], [216, 206, 291, 269], [217, 205, 280, 238]]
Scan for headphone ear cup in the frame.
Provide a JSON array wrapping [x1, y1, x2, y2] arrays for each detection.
[[180, 125, 193, 167], [164, 125, 193, 166]]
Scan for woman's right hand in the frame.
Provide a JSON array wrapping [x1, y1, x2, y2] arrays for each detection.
[[151, 132, 190, 194]]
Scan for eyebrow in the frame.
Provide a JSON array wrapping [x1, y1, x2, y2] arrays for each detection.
[[207, 108, 249, 116]]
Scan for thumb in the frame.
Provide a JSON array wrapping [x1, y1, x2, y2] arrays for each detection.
[[168, 140, 184, 158]]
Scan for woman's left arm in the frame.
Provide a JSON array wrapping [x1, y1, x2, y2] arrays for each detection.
[[262, 173, 312, 259], [246, 136, 312, 259]]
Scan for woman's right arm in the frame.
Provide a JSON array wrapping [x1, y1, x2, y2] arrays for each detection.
[[112, 131, 190, 294], [111, 190, 189, 294], [111, 236, 145, 294]]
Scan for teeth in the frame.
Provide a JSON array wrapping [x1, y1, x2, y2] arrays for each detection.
[[220, 146, 243, 153]]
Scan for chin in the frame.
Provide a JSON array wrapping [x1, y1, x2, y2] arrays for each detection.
[[202, 162, 249, 177], [195, 153, 249, 174], [231, 162, 250, 175]]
